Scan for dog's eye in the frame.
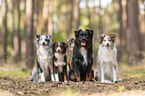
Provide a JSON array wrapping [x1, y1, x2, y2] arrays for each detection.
[[45, 39, 49, 41]]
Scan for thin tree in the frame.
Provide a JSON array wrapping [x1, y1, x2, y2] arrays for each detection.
[[25, 0, 34, 68], [98, 0, 103, 34], [9, 0, 14, 50], [74, 0, 80, 30], [127, 0, 143, 65], [33, 0, 40, 35], [42, 0, 49, 34], [1, 0, 7, 63], [66, 0, 73, 39], [13, 0, 21, 62], [48, 0, 53, 37]]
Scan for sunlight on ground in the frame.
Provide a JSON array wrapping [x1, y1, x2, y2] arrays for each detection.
[[52, 89, 145, 96], [0, 63, 31, 78], [0, 89, 14, 96], [119, 62, 145, 79], [0, 57, 145, 96]]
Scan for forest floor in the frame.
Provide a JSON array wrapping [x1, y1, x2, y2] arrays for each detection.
[[0, 61, 145, 96]]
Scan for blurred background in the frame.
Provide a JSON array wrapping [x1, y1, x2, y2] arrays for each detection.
[[0, 0, 145, 68]]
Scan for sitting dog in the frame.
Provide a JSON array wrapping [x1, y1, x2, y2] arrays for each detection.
[[69, 29, 94, 81], [95, 34, 118, 83], [51, 42, 68, 82], [29, 34, 53, 82]]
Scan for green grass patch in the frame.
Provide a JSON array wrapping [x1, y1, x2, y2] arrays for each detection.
[[119, 63, 145, 79], [0, 67, 31, 78]]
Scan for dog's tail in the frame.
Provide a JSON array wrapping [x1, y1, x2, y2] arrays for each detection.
[[67, 38, 75, 81], [67, 38, 75, 70]]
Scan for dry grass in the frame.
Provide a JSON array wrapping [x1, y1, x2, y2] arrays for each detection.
[[0, 89, 14, 96]]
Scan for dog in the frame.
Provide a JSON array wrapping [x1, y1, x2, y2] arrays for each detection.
[[69, 29, 94, 81], [29, 34, 53, 82], [51, 42, 68, 82], [95, 33, 118, 83]]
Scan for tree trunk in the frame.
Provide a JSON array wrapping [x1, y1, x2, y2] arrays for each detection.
[[1, 0, 7, 63], [74, 0, 80, 30], [127, 0, 142, 65], [48, 0, 53, 37], [13, 0, 21, 62], [98, 0, 103, 34], [66, 0, 73, 39], [127, 0, 141, 52], [9, 0, 14, 49], [42, 0, 49, 34], [25, 0, 34, 68], [33, 0, 40, 35], [104, 9, 110, 34], [57, 1, 63, 32], [121, 0, 127, 53]]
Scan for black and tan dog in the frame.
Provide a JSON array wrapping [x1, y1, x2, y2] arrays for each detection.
[[51, 42, 68, 82], [69, 29, 94, 81]]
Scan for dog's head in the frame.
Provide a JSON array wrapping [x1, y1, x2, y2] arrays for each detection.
[[74, 29, 93, 48], [98, 34, 116, 49], [51, 42, 68, 54], [36, 34, 51, 48]]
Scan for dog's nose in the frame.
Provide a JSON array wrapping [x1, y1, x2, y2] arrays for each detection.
[[107, 43, 109, 46], [43, 42, 45, 45], [58, 49, 61, 52]]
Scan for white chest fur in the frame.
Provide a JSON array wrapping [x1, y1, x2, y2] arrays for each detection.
[[98, 44, 117, 64], [37, 46, 51, 68], [80, 47, 87, 66], [54, 53, 66, 66]]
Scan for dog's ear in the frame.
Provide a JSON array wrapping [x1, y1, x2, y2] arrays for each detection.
[[46, 35, 51, 39], [109, 34, 116, 43], [62, 42, 68, 49], [86, 29, 93, 38], [36, 35, 40, 41], [74, 29, 82, 37], [51, 42, 57, 50], [98, 34, 105, 44]]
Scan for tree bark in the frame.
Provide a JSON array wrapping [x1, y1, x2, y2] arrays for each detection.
[[98, 0, 103, 34], [1, 0, 7, 63], [33, 0, 40, 35], [48, 0, 53, 37], [42, 0, 49, 34], [9, 0, 14, 49], [127, 0, 141, 52], [13, 0, 21, 62], [74, 0, 80, 30], [25, 0, 34, 68], [127, 0, 143, 65], [66, 0, 73, 39]]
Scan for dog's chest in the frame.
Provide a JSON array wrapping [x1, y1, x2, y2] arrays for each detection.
[[54, 53, 66, 66], [80, 47, 87, 66], [98, 46, 116, 62], [37, 47, 51, 66]]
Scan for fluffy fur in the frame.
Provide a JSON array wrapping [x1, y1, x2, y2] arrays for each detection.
[[95, 34, 118, 83], [30, 34, 53, 82], [69, 29, 94, 81], [51, 42, 68, 82]]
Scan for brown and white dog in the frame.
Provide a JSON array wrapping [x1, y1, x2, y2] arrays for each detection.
[[95, 34, 118, 83], [51, 42, 68, 82]]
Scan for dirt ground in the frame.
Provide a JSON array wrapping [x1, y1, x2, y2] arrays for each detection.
[[0, 76, 145, 96]]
